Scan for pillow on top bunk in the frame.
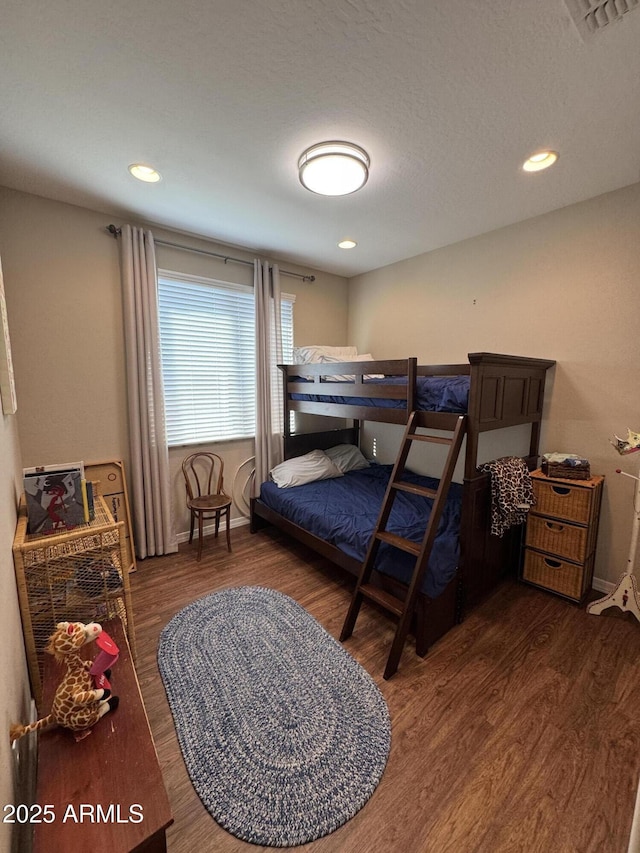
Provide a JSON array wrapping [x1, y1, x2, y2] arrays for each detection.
[[292, 345, 357, 364], [324, 444, 370, 473], [269, 450, 343, 489]]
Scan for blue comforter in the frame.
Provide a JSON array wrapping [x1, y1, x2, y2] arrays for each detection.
[[291, 374, 470, 413], [259, 464, 462, 598]]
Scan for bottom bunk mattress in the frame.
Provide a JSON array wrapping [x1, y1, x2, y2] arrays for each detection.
[[259, 463, 462, 599]]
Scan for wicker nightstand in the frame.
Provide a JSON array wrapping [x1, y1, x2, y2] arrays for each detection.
[[12, 491, 136, 709], [521, 469, 604, 604]]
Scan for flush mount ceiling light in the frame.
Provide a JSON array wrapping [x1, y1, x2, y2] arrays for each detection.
[[522, 150, 559, 172], [338, 238, 357, 249], [298, 141, 369, 196], [128, 163, 162, 183]]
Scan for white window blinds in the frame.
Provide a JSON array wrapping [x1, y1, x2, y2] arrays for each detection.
[[157, 271, 294, 445]]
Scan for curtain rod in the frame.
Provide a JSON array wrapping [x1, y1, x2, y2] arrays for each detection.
[[106, 225, 315, 282]]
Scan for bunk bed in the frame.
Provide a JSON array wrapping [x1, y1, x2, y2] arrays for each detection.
[[251, 352, 556, 655]]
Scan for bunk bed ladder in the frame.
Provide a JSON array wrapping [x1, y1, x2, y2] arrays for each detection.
[[340, 410, 467, 679]]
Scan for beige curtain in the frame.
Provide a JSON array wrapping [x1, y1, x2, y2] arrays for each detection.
[[118, 225, 177, 558], [254, 259, 284, 493]]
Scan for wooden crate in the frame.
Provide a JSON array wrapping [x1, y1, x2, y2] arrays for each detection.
[[85, 459, 137, 574]]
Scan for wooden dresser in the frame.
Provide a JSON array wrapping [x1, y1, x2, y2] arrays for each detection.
[[521, 469, 604, 604]]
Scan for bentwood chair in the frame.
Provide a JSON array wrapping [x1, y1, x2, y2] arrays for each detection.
[[182, 452, 232, 561]]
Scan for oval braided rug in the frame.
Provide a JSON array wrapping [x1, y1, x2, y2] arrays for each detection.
[[158, 586, 390, 847]]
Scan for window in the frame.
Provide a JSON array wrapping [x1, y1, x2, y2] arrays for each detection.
[[157, 271, 294, 445]]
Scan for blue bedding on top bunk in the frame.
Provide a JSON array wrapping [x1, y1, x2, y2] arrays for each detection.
[[259, 463, 462, 598], [290, 374, 470, 413]]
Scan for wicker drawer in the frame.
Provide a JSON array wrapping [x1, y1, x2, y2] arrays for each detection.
[[532, 478, 593, 524], [525, 513, 589, 562], [522, 549, 593, 601]]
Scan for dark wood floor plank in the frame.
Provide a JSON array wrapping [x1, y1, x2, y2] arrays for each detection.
[[130, 525, 640, 853]]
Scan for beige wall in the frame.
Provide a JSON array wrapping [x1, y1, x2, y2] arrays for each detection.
[[0, 188, 128, 466], [0, 396, 31, 853], [349, 181, 640, 589], [0, 185, 349, 542]]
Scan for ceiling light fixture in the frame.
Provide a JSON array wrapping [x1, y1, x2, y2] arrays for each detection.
[[128, 163, 162, 183], [298, 141, 369, 196], [338, 239, 357, 249], [522, 150, 558, 172]]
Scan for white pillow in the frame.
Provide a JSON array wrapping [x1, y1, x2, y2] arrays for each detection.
[[269, 450, 344, 489], [324, 444, 370, 473], [292, 345, 358, 365]]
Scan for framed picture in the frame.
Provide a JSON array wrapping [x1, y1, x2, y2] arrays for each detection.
[[0, 257, 17, 414]]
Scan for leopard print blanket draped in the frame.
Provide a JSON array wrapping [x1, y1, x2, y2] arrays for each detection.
[[478, 456, 535, 537]]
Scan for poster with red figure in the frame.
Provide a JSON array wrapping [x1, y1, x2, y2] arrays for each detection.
[[24, 468, 85, 535]]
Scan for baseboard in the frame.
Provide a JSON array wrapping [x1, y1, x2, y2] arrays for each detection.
[[591, 576, 614, 594], [176, 515, 249, 545]]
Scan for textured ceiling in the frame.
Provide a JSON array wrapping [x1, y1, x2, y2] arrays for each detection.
[[1, 0, 640, 277]]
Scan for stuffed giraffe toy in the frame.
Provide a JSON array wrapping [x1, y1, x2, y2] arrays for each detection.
[[10, 621, 119, 743]]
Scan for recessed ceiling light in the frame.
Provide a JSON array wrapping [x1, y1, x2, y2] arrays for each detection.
[[338, 239, 357, 249], [522, 151, 558, 172], [128, 163, 162, 183], [298, 141, 369, 196]]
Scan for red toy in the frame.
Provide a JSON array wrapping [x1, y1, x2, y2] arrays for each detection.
[[90, 629, 120, 692]]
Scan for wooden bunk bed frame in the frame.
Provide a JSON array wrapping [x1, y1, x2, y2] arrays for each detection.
[[251, 352, 555, 650]]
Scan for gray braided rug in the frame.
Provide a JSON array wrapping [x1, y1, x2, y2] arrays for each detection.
[[158, 586, 390, 847]]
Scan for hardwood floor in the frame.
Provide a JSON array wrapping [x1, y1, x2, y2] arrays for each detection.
[[130, 525, 640, 852]]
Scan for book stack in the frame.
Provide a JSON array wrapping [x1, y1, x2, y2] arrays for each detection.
[[23, 461, 95, 536]]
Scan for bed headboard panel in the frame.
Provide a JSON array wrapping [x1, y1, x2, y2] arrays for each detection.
[[283, 427, 360, 460], [467, 353, 555, 430], [464, 352, 555, 479]]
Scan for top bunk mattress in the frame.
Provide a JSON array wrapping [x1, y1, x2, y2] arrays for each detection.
[[259, 463, 463, 598], [290, 374, 470, 413]]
